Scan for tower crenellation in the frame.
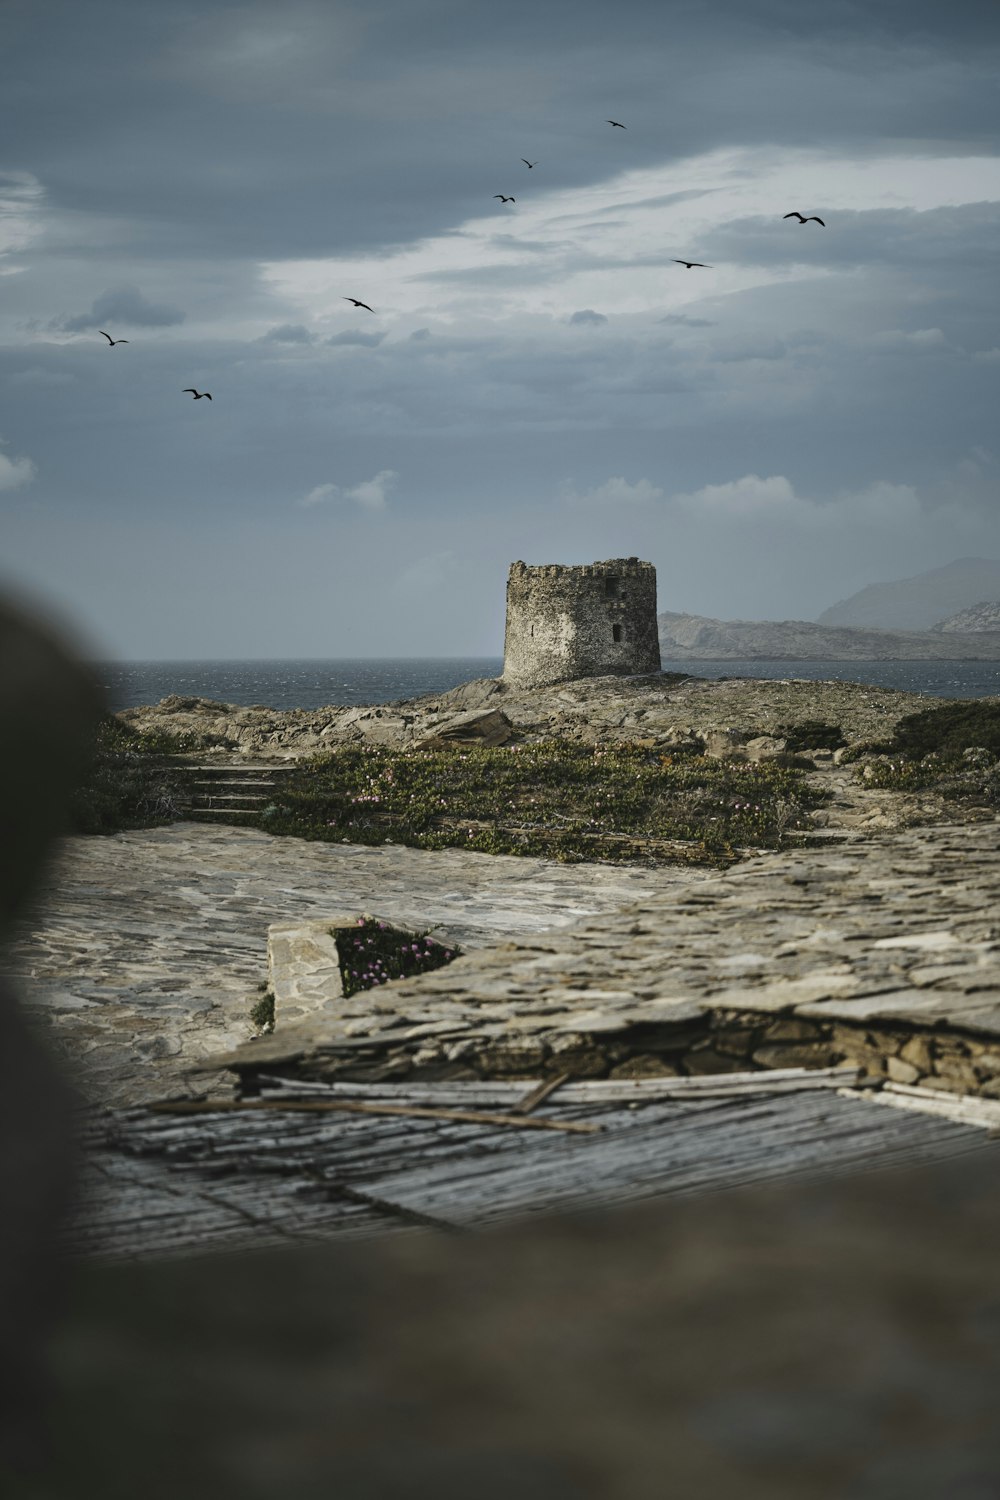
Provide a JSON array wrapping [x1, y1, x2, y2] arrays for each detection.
[[503, 557, 661, 688]]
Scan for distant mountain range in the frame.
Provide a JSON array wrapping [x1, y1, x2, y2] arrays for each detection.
[[817, 558, 1000, 631], [657, 558, 1000, 660], [933, 601, 1000, 633], [656, 611, 1000, 660]]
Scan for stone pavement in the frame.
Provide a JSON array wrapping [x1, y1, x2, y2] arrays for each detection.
[[4, 825, 705, 1106], [221, 817, 1000, 1098], [9, 802, 1000, 1107]]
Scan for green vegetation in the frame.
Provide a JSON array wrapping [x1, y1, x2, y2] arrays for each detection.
[[777, 720, 846, 752], [249, 989, 275, 1032], [849, 701, 1000, 807], [245, 741, 826, 865], [875, 700, 1000, 760], [337, 917, 460, 998], [69, 717, 192, 834], [857, 748, 1000, 806]]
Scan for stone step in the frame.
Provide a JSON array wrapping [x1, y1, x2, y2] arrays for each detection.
[[188, 778, 282, 788], [189, 794, 270, 805]]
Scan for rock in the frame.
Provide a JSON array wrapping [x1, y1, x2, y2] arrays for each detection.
[[745, 735, 788, 763], [659, 727, 705, 754], [886, 1056, 923, 1085], [0, 595, 104, 1468], [703, 728, 749, 760], [762, 1017, 826, 1043], [417, 708, 514, 750], [751, 1042, 840, 1070], [899, 1035, 934, 1073], [608, 1054, 681, 1079]]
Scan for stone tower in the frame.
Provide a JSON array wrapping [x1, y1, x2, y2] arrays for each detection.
[[503, 557, 661, 689]]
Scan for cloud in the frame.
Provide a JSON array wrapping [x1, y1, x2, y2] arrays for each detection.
[[674, 473, 799, 518], [568, 309, 607, 326], [258, 323, 313, 344], [660, 313, 714, 327], [62, 285, 185, 331], [0, 441, 37, 491], [302, 469, 398, 509], [870, 327, 948, 353], [562, 475, 663, 505], [671, 472, 922, 529], [326, 328, 386, 347]]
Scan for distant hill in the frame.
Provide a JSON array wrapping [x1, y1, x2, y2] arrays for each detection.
[[817, 558, 1000, 631], [933, 601, 1000, 633], [658, 610, 1000, 660]]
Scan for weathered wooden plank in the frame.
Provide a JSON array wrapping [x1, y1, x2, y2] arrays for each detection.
[[149, 1097, 601, 1134], [252, 1064, 862, 1106], [850, 1082, 1000, 1131], [352, 1092, 995, 1228], [71, 1089, 1000, 1261]]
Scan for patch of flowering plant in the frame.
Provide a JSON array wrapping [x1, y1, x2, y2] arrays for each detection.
[[336, 916, 460, 999]]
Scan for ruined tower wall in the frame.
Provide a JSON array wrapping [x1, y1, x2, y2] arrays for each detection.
[[503, 558, 661, 688]]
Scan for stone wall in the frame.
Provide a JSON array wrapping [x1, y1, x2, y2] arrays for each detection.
[[504, 558, 661, 688]]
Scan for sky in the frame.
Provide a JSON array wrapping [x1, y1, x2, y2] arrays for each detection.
[[2, 0, 999, 659]]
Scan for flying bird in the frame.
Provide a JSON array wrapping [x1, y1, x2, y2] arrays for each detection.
[[521, 159, 537, 168], [99, 331, 128, 345], [606, 119, 627, 128], [493, 194, 515, 203], [783, 212, 825, 226], [343, 297, 375, 312], [674, 260, 712, 269], [182, 389, 212, 400]]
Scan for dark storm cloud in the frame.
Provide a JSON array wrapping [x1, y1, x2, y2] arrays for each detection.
[[3, 0, 999, 269], [61, 285, 185, 331], [3, 0, 1000, 656]]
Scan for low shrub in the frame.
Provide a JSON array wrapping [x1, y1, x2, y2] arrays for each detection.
[[876, 700, 1000, 759], [777, 720, 846, 752], [70, 716, 190, 834], [246, 740, 825, 865]]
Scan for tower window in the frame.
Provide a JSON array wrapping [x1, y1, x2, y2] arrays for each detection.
[[612, 623, 623, 642], [605, 577, 619, 597]]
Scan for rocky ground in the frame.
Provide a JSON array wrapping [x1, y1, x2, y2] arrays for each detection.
[[119, 670, 965, 760]]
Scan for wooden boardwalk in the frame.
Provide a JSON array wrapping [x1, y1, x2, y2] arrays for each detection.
[[72, 1072, 1000, 1260]]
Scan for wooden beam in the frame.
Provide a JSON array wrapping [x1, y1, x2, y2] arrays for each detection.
[[150, 1098, 601, 1135]]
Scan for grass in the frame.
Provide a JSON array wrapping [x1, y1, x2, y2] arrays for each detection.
[[850, 700, 1000, 807], [336, 917, 460, 998], [875, 700, 1000, 760], [244, 740, 826, 865], [249, 990, 275, 1032], [856, 749, 1000, 806], [69, 717, 194, 834]]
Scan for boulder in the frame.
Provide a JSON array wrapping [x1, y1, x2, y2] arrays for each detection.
[[744, 735, 788, 763], [418, 708, 514, 750], [703, 727, 749, 760]]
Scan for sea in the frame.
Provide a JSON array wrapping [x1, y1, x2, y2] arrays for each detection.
[[96, 657, 1000, 713]]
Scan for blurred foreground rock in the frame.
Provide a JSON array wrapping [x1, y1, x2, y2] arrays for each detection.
[[0, 597, 102, 1474], [18, 1150, 1000, 1499]]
